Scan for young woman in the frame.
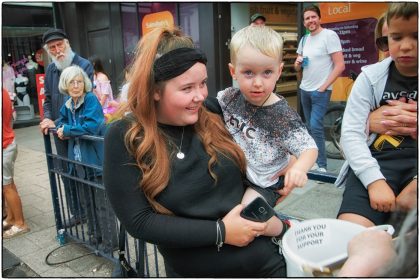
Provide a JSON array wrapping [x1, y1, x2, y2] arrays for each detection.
[[103, 27, 287, 277]]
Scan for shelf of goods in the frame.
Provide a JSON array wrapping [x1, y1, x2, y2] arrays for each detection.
[[269, 25, 298, 95]]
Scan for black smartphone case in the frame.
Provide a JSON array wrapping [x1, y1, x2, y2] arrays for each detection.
[[240, 197, 275, 222]]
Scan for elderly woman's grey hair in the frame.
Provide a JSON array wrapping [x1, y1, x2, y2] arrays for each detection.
[[58, 65, 92, 94]]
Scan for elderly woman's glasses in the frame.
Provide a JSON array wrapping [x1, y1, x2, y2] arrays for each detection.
[[69, 80, 84, 87], [376, 36, 388, 52]]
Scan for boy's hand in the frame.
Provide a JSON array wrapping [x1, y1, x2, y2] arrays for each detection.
[[367, 180, 396, 212], [396, 179, 417, 212], [279, 167, 307, 196]]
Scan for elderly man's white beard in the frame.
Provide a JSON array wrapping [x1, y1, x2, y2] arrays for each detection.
[[51, 47, 75, 71]]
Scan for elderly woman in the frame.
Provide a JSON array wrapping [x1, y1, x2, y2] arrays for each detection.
[[56, 65, 104, 164], [55, 65, 117, 253]]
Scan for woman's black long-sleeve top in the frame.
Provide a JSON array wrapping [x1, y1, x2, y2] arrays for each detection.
[[103, 118, 286, 277]]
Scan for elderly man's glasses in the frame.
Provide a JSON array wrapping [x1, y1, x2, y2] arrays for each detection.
[[376, 36, 388, 52], [69, 80, 84, 87], [48, 41, 65, 52]]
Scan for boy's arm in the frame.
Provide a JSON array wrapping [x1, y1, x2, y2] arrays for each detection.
[[341, 72, 385, 188]]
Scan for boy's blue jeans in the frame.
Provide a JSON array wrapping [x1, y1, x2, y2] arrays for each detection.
[[300, 89, 332, 169]]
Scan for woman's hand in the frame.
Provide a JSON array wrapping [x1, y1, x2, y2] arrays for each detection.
[[369, 98, 417, 138], [57, 126, 66, 140], [222, 204, 267, 247]]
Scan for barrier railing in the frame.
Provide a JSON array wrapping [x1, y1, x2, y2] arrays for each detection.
[[43, 130, 164, 277], [307, 170, 338, 184]]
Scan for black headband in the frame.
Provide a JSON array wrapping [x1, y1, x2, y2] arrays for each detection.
[[153, 48, 207, 82]]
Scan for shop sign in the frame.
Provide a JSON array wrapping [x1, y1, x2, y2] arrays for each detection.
[[250, 3, 296, 24], [319, 2, 388, 77], [319, 2, 388, 22], [323, 18, 378, 77], [318, 2, 388, 101], [142, 11, 174, 35], [35, 49, 44, 67], [36, 74, 45, 118]]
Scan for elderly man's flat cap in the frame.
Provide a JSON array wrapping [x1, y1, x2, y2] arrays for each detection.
[[42, 28, 68, 44], [250, 13, 266, 23]]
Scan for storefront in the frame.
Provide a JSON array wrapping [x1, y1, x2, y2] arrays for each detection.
[[2, 2, 389, 121], [2, 3, 54, 121]]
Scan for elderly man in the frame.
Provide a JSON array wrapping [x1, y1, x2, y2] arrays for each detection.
[[39, 28, 94, 227], [40, 28, 93, 133]]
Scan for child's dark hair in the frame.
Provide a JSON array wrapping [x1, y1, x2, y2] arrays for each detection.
[[89, 55, 109, 79], [303, 4, 321, 19], [387, 2, 418, 25]]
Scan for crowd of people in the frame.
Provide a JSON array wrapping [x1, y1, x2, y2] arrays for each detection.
[[3, 2, 417, 277]]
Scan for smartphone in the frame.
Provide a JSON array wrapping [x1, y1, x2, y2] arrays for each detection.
[[240, 197, 275, 222]]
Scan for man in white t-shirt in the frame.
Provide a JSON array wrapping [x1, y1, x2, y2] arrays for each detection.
[[294, 4, 345, 173]]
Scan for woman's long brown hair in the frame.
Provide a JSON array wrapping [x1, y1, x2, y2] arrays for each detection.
[[122, 27, 246, 214]]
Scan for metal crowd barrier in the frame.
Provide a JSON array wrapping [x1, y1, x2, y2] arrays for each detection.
[[43, 130, 164, 277], [307, 170, 338, 184]]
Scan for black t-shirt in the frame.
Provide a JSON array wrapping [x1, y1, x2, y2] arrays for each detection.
[[370, 62, 417, 151]]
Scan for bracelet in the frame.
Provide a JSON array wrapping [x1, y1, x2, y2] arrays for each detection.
[[216, 219, 225, 252], [275, 220, 291, 240]]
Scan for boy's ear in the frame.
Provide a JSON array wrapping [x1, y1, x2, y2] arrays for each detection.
[[228, 63, 237, 80], [276, 62, 284, 81]]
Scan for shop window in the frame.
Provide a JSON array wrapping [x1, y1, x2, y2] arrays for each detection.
[[2, 5, 53, 27], [121, 3, 140, 66], [2, 28, 49, 115], [121, 3, 200, 66], [179, 3, 200, 48]]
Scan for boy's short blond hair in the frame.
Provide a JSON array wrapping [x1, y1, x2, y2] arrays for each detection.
[[229, 25, 283, 64], [386, 2, 418, 25]]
